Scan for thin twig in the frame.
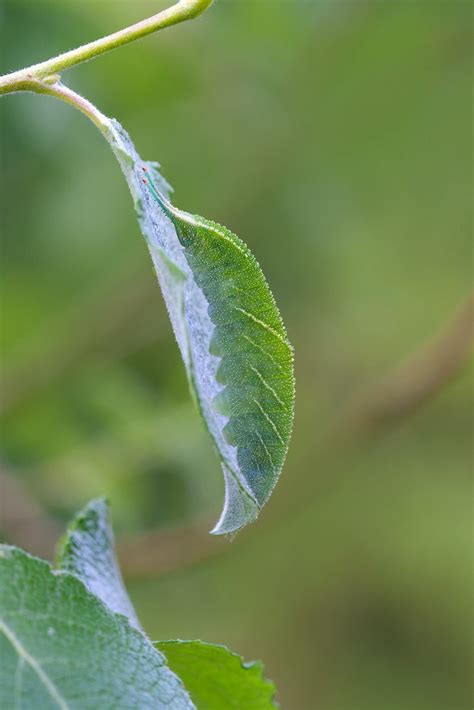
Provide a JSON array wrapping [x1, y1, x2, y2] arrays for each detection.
[[118, 517, 220, 579], [119, 291, 474, 577], [2, 291, 472, 575], [340, 292, 474, 440]]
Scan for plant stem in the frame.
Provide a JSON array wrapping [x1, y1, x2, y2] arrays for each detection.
[[0, 0, 213, 95], [24, 78, 114, 137], [48, 85, 109, 134]]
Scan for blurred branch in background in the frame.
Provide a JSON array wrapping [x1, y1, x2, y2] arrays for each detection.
[[1, 2, 471, 705], [340, 291, 473, 440], [2, 291, 471, 576], [0, 463, 219, 570], [117, 289, 474, 578], [118, 514, 219, 579]]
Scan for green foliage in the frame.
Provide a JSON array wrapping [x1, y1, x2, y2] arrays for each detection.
[[0, 546, 193, 709], [1, 0, 293, 699], [0, 500, 276, 708], [107, 120, 294, 535], [2, 1, 471, 708], [157, 641, 277, 710]]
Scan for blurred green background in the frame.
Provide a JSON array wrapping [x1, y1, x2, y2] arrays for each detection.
[[1, 1, 472, 708]]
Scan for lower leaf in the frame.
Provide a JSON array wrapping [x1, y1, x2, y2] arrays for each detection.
[[0, 546, 194, 709], [157, 640, 278, 709]]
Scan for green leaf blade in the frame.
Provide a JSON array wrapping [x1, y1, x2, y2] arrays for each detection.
[[108, 121, 295, 534], [170, 211, 294, 507], [0, 546, 195, 709], [157, 640, 278, 710]]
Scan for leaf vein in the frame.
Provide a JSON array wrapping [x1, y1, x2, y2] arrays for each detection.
[[232, 306, 290, 349], [241, 333, 284, 371], [249, 365, 287, 409], [0, 620, 69, 709], [256, 432, 277, 473], [252, 399, 285, 446]]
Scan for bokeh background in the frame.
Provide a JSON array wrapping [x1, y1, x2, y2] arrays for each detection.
[[1, 1, 472, 708]]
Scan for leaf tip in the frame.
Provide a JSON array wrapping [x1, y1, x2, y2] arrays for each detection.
[[210, 465, 260, 536]]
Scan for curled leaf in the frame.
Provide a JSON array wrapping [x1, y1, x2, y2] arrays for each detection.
[[56, 498, 139, 628], [107, 120, 294, 534]]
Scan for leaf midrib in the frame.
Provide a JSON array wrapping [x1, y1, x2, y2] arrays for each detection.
[[0, 619, 69, 709]]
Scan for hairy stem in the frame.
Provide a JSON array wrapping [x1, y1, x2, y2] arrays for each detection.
[[0, 0, 213, 95], [37, 79, 113, 135]]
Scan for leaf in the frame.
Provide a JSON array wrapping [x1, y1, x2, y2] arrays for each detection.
[[0, 546, 195, 709], [1, 502, 282, 708], [156, 640, 278, 710], [107, 120, 295, 534], [51, 500, 279, 708], [55, 497, 139, 628]]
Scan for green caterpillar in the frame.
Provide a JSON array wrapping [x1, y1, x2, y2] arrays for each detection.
[[143, 172, 294, 511]]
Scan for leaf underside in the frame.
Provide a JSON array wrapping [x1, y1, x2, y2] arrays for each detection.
[[55, 497, 139, 628], [0, 500, 278, 708], [52, 499, 278, 709], [108, 120, 295, 534], [0, 545, 194, 710]]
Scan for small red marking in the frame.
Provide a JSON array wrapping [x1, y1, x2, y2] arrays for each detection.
[[142, 178, 147, 184]]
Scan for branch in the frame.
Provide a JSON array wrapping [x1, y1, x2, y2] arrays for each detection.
[[118, 517, 220, 579], [340, 292, 474, 440], [118, 291, 474, 577], [0, 0, 214, 94], [2, 293, 472, 574]]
